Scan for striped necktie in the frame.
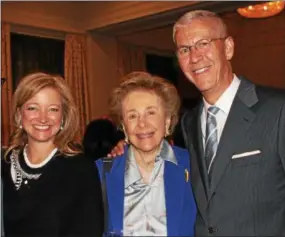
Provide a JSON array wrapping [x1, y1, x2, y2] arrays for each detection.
[[205, 106, 219, 172]]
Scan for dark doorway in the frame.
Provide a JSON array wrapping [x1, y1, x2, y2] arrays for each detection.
[[146, 53, 178, 86]]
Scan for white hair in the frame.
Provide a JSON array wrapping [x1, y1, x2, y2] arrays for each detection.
[[173, 10, 228, 44]]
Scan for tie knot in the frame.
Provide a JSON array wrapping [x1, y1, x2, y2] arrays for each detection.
[[208, 106, 219, 116]]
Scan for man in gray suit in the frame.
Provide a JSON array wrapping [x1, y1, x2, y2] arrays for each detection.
[[109, 10, 285, 236], [174, 10, 285, 235]]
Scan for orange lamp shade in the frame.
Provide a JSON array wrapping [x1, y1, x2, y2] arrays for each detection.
[[237, 1, 285, 18]]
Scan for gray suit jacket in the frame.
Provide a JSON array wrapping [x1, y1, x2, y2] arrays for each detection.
[[182, 78, 285, 236]]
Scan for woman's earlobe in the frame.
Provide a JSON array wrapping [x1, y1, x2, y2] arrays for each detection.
[[124, 134, 129, 144], [121, 124, 129, 143], [60, 119, 64, 130], [120, 123, 125, 132], [16, 111, 23, 129], [165, 129, 170, 137], [165, 118, 171, 137]]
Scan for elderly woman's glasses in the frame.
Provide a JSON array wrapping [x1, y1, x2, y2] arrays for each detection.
[[176, 37, 227, 57]]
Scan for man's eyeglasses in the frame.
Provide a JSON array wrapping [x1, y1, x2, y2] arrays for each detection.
[[176, 37, 227, 57]]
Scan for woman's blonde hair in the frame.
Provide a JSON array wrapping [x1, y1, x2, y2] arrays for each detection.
[[109, 71, 181, 135], [5, 72, 81, 158]]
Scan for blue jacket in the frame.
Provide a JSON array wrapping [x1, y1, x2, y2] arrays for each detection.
[[96, 145, 196, 236]]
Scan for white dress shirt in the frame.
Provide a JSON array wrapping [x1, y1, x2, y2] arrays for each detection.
[[201, 74, 241, 149]]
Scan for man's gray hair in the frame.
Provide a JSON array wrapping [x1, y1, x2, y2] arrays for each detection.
[[173, 10, 228, 43]]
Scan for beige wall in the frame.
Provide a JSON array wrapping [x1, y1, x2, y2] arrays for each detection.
[[86, 34, 120, 119], [82, 1, 195, 30], [1, 2, 84, 33], [2, 1, 196, 32], [225, 11, 285, 89], [118, 26, 175, 51]]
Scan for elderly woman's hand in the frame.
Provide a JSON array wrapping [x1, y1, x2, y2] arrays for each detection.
[[107, 140, 126, 158]]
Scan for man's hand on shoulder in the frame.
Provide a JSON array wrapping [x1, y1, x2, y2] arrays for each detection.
[[107, 140, 126, 158]]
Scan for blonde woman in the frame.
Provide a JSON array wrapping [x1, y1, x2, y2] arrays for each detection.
[[2, 72, 104, 236]]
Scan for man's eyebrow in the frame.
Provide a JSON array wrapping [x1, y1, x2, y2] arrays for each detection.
[[177, 44, 192, 48]]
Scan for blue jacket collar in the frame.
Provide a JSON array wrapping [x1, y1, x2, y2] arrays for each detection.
[[106, 145, 186, 236]]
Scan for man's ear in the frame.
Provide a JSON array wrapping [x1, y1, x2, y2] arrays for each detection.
[[225, 36, 234, 60]]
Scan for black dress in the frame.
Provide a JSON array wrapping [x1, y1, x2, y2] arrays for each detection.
[[2, 149, 104, 237]]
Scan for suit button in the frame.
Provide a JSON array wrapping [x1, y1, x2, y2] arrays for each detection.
[[208, 227, 217, 234]]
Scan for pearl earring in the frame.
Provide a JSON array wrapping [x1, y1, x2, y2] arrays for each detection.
[[121, 124, 129, 143], [165, 127, 170, 137], [124, 135, 129, 144], [60, 119, 64, 130]]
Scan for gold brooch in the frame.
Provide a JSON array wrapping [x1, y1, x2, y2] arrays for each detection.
[[185, 169, 189, 182]]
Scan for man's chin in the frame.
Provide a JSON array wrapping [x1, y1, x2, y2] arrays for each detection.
[[195, 83, 213, 93]]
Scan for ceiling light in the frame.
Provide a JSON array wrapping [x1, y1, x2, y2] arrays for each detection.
[[237, 1, 285, 18]]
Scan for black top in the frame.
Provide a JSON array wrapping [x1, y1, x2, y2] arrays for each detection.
[[2, 149, 104, 237]]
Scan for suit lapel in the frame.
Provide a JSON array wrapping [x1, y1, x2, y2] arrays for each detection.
[[164, 161, 185, 236], [106, 156, 125, 232], [208, 78, 258, 199], [183, 105, 208, 223]]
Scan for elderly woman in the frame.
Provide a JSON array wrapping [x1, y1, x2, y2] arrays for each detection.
[[96, 72, 196, 236], [2, 72, 104, 236]]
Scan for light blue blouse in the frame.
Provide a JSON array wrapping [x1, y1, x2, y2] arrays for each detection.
[[123, 140, 177, 236]]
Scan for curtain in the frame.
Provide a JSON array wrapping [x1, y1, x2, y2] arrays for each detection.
[[117, 41, 146, 79], [11, 33, 64, 89], [64, 34, 90, 139], [1, 23, 13, 147]]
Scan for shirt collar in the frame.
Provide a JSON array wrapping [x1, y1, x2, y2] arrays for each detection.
[[157, 139, 178, 165], [124, 139, 177, 188], [203, 74, 241, 115]]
